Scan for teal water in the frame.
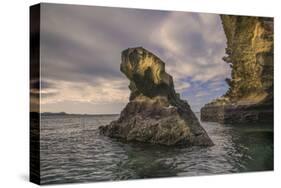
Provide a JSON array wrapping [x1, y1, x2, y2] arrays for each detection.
[[40, 113, 273, 184]]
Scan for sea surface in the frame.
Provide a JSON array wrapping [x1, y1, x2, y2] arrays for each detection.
[[40, 113, 273, 184]]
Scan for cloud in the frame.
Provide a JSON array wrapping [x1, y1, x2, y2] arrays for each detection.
[[38, 4, 230, 113], [40, 79, 129, 105], [154, 12, 230, 83], [175, 81, 191, 92]]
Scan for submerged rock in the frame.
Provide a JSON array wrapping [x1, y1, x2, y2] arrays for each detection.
[[99, 47, 213, 146], [201, 15, 273, 123]]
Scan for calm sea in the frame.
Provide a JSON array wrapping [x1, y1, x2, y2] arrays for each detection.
[[39, 113, 273, 184]]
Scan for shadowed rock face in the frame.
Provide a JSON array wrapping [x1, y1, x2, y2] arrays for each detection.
[[201, 15, 273, 123], [99, 47, 213, 146]]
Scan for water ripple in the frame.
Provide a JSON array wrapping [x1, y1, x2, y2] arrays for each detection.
[[39, 114, 273, 184]]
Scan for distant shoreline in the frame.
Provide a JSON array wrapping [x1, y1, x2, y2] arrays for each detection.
[[30, 111, 201, 116], [30, 112, 119, 116]]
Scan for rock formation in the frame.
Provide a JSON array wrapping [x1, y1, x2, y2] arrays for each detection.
[[201, 15, 273, 123], [99, 47, 213, 146]]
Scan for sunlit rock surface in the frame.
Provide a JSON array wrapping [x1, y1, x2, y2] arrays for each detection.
[[201, 15, 273, 123], [99, 47, 213, 146]]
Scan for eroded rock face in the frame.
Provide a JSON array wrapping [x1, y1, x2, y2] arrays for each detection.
[[201, 15, 273, 123], [99, 47, 213, 146]]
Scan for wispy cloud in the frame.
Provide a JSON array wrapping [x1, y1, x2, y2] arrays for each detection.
[[39, 3, 230, 113], [40, 79, 129, 104]]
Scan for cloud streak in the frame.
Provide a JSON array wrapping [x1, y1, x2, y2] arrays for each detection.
[[39, 3, 230, 113]]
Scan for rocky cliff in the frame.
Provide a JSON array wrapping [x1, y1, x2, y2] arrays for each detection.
[[201, 15, 273, 123], [99, 47, 213, 146]]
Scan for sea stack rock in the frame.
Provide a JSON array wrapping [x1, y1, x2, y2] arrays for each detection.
[[99, 47, 213, 146], [201, 15, 273, 123]]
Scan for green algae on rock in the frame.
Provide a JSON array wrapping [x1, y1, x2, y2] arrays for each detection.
[[99, 47, 213, 146]]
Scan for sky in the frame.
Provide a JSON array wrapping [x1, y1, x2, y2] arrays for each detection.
[[38, 3, 231, 114]]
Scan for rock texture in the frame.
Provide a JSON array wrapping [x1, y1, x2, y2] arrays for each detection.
[[99, 47, 213, 146], [201, 15, 273, 123]]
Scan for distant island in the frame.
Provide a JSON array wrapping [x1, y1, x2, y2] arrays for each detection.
[[30, 112, 119, 116]]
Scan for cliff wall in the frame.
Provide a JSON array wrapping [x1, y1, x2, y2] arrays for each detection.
[[201, 15, 273, 123]]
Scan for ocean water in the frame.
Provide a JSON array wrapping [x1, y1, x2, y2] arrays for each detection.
[[40, 114, 273, 184]]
